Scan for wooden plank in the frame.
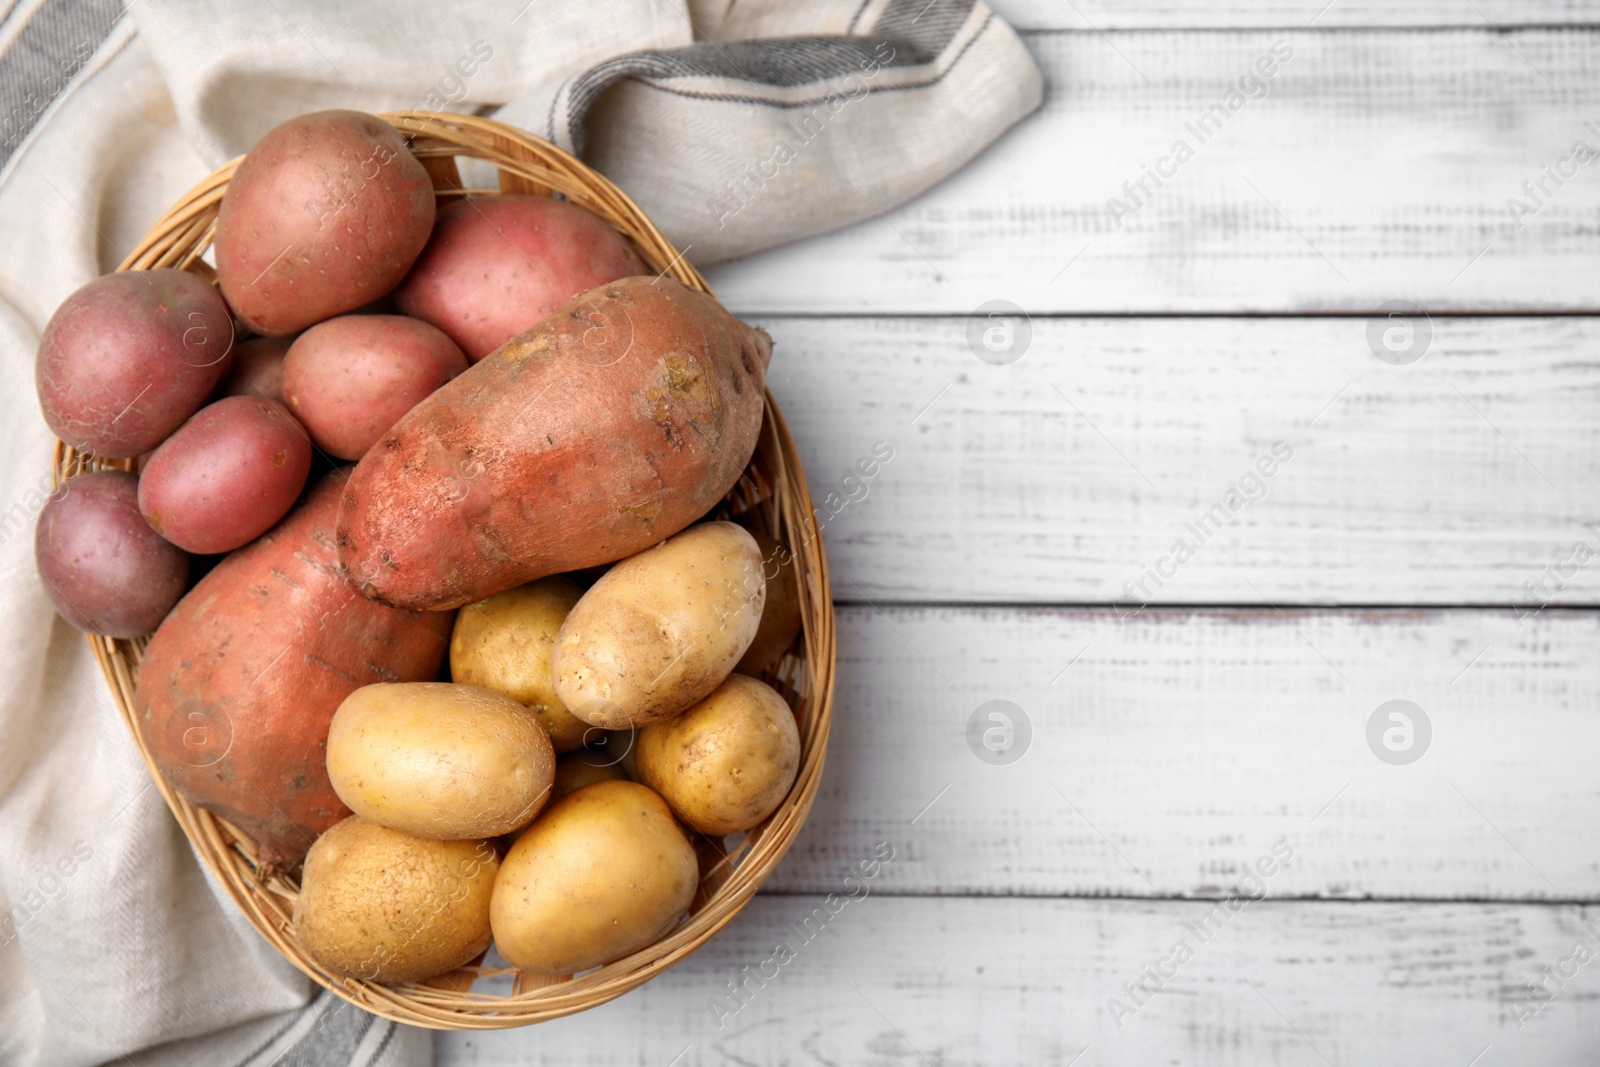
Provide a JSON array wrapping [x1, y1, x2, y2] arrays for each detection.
[[759, 314, 1600, 604], [759, 606, 1600, 900], [704, 29, 1600, 314], [438, 897, 1600, 1066], [991, 0, 1600, 30]]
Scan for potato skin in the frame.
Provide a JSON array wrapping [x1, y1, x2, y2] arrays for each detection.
[[136, 474, 453, 868], [137, 396, 312, 554], [449, 577, 591, 754], [35, 470, 188, 637], [636, 674, 799, 836], [395, 196, 646, 361], [293, 817, 497, 984], [735, 531, 803, 676], [553, 522, 765, 729], [326, 682, 555, 839], [552, 747, 630, 799], [36, 270, 235, 458], [490, 780, 696, 974], [336, 277, 772, 610], [216, 336, 292, 405], [284, 314, 467, 460], [214, 110, 435, 336]]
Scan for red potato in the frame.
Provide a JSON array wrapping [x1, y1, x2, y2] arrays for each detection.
[[136, 474, 454, 869], [36, 269, 235, 458], [283, 314, 468, 460], [214, 110, 435, 336], [395, 196, 646, 362], [137, 396, 312, 554], [216, 336, 292, 405], [337, 277, 772, 611], [34, 470, 188, 637]]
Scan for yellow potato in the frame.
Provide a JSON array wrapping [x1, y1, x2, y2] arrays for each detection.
[[326, 682, 555, 839], [735, 531, 803, 676], [636, 674, 800, 835], [292, 816, 497, 984], [450, 577, 594, 753], [491, 780, 697, 974], [553, 522, 764, 729], [552, 747, 631, 798]]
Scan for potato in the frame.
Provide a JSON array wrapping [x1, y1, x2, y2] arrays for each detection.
[[293, 816, 497, 984], [136, 474, 453, 868], [137, 396, 312, 554], [36, 269, 235, 457], [395, 196, 646, 361], [553, 522, 764, 729], [34, 470, 188, 637], [216, 336, 292, 405], [735, 531, 803, 676], [326, 683, 555, 839], [337, 277, 771, 610], [552, 748, 630, 799], [214, 110, 435, 336], [284, 314, 467, 460], [491, 780, 696, 974], [636, 674, 799, 836], [449, 577, 592, 754]]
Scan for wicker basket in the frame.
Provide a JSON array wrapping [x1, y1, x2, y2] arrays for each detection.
[[50, 112, 835, 1029]]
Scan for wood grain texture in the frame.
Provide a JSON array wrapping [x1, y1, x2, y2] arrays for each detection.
[[438, 897, 1600, 1066], [759, 605, 1600, 900], [432, 19, 1600, 1063], [991, 0, 1600, 29], [704, 29, 1600, 314], [759, 314, 1600, 604]]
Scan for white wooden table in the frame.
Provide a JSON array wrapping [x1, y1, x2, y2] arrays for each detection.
[[441, 4, 1600, 1063]]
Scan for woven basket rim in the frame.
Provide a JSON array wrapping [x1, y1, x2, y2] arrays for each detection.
[[54, 110, 836, 1030]]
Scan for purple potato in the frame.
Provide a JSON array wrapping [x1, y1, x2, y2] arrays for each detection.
[[35, 469, 189, 637], [36, 270, 235, 459]]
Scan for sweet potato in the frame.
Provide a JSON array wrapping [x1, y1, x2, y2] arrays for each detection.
[[136, 473, 453, 868], [337, 276, 771, 610]]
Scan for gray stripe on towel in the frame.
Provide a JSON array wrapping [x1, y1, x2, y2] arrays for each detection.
[[0, 0, 124, 170]]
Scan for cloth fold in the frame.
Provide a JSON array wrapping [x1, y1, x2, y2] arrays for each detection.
[[0, 2, 1040, 1064]]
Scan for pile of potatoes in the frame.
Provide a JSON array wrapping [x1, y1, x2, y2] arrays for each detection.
[[303, 520, 804, 981], [32, 110, 807, 982]]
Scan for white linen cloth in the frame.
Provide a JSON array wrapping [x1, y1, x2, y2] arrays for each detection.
[[0, 1, 1041, 1064]]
